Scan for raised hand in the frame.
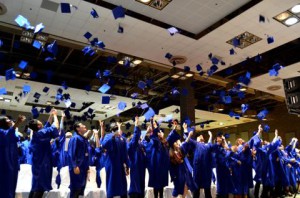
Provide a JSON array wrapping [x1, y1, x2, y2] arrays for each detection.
[[182, 123, 188, 130], [99, 120, 104, 128], [117, 122, 122, 128], [208, 131, 212, 137], [61, 111, 65, 118], [51, 108, 58, 115], [17, 115, 26, 122], [135, 116, 139, 126]]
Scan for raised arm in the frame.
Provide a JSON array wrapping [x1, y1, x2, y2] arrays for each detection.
[[100, 120, 105, 140], [59, 111, 65, 132], [51, 109, 59, 129], [13, 115, 26, 129], [208, 131, 212, 143], [94, 129, 100, 148], [117, 121, 122, 136], [272, 129, 278, 143]]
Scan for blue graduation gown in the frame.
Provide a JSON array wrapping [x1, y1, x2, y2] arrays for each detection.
[[0, 127, 19, 198], [144, 135, 170, 189], [127, 126, 147, 195], [189, 139, 216, 189], [19, 139, 32, 164], [95, 147, 105, 188], [30, 126, 59, 191], [102, 133, 129, 197], [68, 132, 90, 190]]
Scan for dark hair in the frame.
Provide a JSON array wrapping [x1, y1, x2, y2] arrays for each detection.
[[73, 122, 81, 133], [0, 116, 9, 130], [111, 125, 118, 133], [28, 119, 39, 132]]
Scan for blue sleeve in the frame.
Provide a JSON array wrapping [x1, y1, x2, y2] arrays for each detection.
[[101, 133, 113, 152], [188, 139, 197, 152], [35, 126, 59, 141], [128, 126, 141, 151], [44, 122, 51, 128], [3, 127, 16, 140]]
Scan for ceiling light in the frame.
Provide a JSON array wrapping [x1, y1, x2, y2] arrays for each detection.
[[15, 73, 20, 77], [185, 73, 193, 77], [133, 59, 142, 64], [180, 76, 187, 80], [171, 74, 179, 79], [4, 99, 11, 102], [275, 12, 291, 21], [240, 87, 247, 91], [284, 17, 299, 26], [218, 108, 224, 111], [291, 5, 300, 14], [0, 97, 3, 100], [118, 60, 124, 65], [177, 71, 185, 76], [219, 122, 224, 126], [46, 101, 52, 105], [140, 0, 151, 3]]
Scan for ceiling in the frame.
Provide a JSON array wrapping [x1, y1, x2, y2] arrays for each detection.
[[0, 0, 299, 128]]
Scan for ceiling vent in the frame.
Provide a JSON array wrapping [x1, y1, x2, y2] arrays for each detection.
[[169, 55, 187, 65]]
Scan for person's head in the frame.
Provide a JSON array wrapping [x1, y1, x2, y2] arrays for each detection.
[[196, 133, 205, 143], [65, 132, 73, 138], [231, 145, 238, 153], [0, 116, 13, 130], [73, 122, 87, 135], [173, 139, 181, 149], [216, 136, 223, 144], [28, 119, 43, 132]]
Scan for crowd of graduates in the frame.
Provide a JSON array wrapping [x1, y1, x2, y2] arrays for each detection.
[[1, 109, 300, 198]]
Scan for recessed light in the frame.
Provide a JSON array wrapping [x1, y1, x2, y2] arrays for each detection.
[[240, 87, 247, 91], [185, 73, 193, 77], [291, 5, 300, 14], [284, 17, 299, 26], [180, 76, 187, 80], [177, 71, 185, 76], [218, 108, 224, 111], [133, 59, 142, 64], [219, 122, 224, 126], [4, 98, 11, 102], [46, 101, 52, 105], [171, 74, 179, 79], [0, 97, 3, 100], [140, 0, 151, 3], [118, 60, 124, 65], [275, 12, 291, 21]]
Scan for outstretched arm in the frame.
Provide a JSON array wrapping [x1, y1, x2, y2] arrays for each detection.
[[13, 115, 26, 129], [208, 131, 212, 143]]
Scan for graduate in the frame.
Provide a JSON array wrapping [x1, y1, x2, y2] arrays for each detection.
[[167, 121, 196, 198], [0, 114, 26, 198], [68, 121, 91, 198], [144, 119, 170, 198], [127, 116, 147, 198], [183, 123, 215, 198], [28, 109, 59, 198], [94, 120, 106, 188], [101, 121, 129, 198]]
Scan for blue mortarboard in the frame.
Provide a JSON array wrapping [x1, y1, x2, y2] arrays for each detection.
[[54, 100, 60, 105], [224, 133, 230, 139], [43, 87, 49, 93], [103, 70, 111, 77], [57, 88, 63, 94], [207, 65, 218, 76], [146, 79, 153, 87], [237, 91, 245, 99], [118, 101, 127, 111], [259, 15, 265, 23], [140, 103, 148, 109], [91, 8, 99, 18], [125, 122, 131, 130], [102, 96, 110, 104], [62, 81, 68, 90], [118, 25, 124, 33], [98, 84, 111, 93], [23, 84, 31, 93], [0, 39, 3, 47], [82, 46, 95, 56], [131, 93, 138, 99], [85, 85, 91, 92], [184, 117, 191, 126], [64, 99, 72, 108], [267, 36, 274, 44], [138, 81, 146, 90], [19, 60, 28, 70], [229, 111, 235, 117], [241, 104, 249, 113], [263, 124, 270, 132], [211, 57, 219, 65], [208, 53, 213, 59], [124, 59, 130, 67], [84, 32, 93, 40], [112, 6, 125, 19], [165, 53, 173, 59], [61, 3, 71, 13], [233, 38, 240, 47], [47, 40, 58, 57], [167, 27, 179, 36], [34, 23, 44, 34], [220, 61, 226, 66], [184, 66, 190, 72], [238, 71, 251, 86], [229, 48, 235, 55], [196, 64, 203, 71], [71, 102, 76, 108], [144, 107, 155, 121], [5, 68, 16, 81], [0, 87, 7, 95], [45, 57, 54, 62], [31, 107, 39, 119], [222, 96, 232, 104], [171, 87, 180, 95], [45, 106, 52, 113], [32, 40, 42, 49], [96, 41, 105, 49], [269, 69, 278, 76], [87, 108, 94, 114], [166, 130, 181, 146], [1, 109, 6, 115], [33, 92, 41, 99], [257, 109, 268, 120]]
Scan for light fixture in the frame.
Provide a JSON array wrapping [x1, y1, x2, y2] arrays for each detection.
[[285, 17, 299, 26], [135, 0, 172, 10], [179, 76, 187, 80], [46, 101, 53, 105], [118, 60, 124, 65], [171, 74, 180, 79], [274, 5, 300, 27], [240, 87, 247, 91], [185, 73, 193, 77], [0, 97, 3, 100], [291, 4, 300, 14], [4, 98, 11, 102], [226, 32, 262, 49], [133, 59, 142, 64], [140, 0, 151, 3], [219, 122, 224, 126]]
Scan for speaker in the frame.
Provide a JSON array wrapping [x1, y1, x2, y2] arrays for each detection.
[[283, 76, 300, 115]]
